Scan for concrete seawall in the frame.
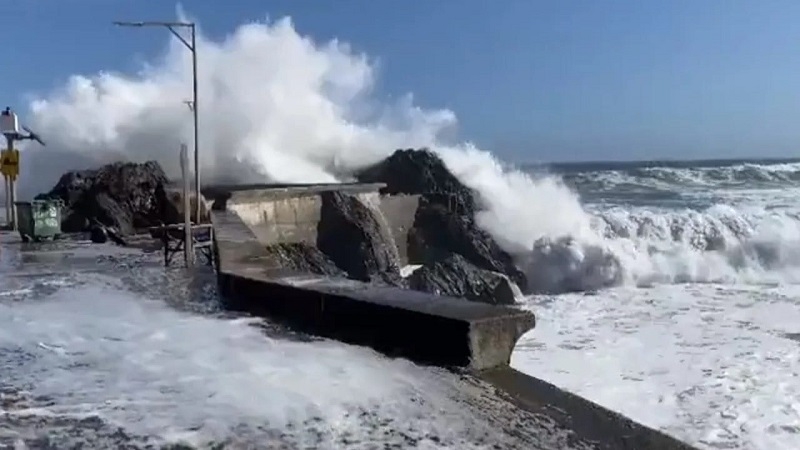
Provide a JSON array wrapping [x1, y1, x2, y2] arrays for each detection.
[[210, 183, 534, 370], [208, 183, 698, 450], [207, 182, 420, 265]]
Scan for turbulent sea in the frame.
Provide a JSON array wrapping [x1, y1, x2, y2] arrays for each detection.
[[513, 157, 800, 450], [3, 157, 800, 450]]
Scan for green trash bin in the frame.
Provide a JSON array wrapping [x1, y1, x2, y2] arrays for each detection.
[[14, 199, 63, 242]]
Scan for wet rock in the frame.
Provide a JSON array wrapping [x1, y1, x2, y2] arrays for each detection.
[[356, 148, 475, 208], [61, 207, 90, 232], [37, 161, 203, 236], [105, 226, 128, 247], [89, 225, 108, 244], [408, 253, 520, 305], [265, 242, 346, 276], [316, 191, 403, 285], [155, 184, 211, 225], [356, 149, 527, 291], [409, 195, 527, 290]]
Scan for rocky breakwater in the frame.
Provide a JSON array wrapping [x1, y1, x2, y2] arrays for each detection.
[[35, 161, 210, 243], [356, 149, 527, 305], [257, 148, 529, 306], [35, 152, 528, 305]]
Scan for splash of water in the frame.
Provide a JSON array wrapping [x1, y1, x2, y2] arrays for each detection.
[[16, 14, 800, 294], [20, 16, 457, 197], [17, 16, 594, 276]]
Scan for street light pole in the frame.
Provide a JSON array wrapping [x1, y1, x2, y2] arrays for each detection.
[[113, 20, 201, 224], [190, 25, 200, 226]]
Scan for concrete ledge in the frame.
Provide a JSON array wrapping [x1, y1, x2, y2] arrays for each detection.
[[209, 184, 699, 449], [205, 182, 388, 209], [212, 207, 535, 370], [480, 367, 699, 450]]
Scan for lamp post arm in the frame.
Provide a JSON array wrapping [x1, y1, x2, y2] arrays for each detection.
[[165, 25, 194, 51]]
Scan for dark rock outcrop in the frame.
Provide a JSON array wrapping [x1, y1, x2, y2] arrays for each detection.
[[316, 191, 404, 286], [408, 194, 527, 289], [408, 253, 521, 305], [156, 185, 211, 225], [37, 161, 199, 235], [356, 148, 475, 204], [89, 225, 108, 244], [356, 148, 527, 291], [264, 242, 346, 276]]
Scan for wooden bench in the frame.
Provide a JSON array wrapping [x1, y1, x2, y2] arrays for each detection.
[[149, 223, 215, 267]]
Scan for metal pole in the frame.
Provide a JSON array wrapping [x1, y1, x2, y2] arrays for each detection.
[[5, 137, 15, 231], [113, 20, 201, 223], [3, 176, 8, 227], [191, 24, 201, 225], [10, 175, 15, 232], [2, 136, 8, 227], [180, 143, 194, 267]]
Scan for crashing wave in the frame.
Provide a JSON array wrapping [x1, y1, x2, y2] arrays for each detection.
[[17, 13, 800, 295], [564, 161, 800, 195], [509, 203, 800, 294]]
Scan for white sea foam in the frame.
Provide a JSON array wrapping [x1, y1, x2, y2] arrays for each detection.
[[0, 273, 534, 447], [512, 283, 800, 450]]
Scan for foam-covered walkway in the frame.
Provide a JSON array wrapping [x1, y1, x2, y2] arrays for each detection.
[[0, 231, 653, 449]]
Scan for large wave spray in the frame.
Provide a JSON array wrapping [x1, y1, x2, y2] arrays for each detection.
[[16, 15, 800, 293], [18, 17, 593, 274]]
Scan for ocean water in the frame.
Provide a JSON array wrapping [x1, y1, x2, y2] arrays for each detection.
[[511, 158, 800, 450], [4, 158, 800, 449]]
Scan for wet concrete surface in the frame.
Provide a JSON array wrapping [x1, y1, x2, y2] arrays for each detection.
[[0, 231, 611, 450], [0, 229, 699, 450], [0, 233, 209, 449], [0, 232, 219, 315]]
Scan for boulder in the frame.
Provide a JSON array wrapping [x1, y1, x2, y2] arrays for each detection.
[[408, 195, 527, 289], [407, 253, 521, 305], [155, 184, 211, 225], [87, 222, 127, 246], [37, 161, 205, 235], [61, 208, 90, 232], [264, 242, 346, 276], [316, 191, 404, 286], [89, 225, 108, 244], [356, 148, 475, 208], [355, 148, 527, 291]]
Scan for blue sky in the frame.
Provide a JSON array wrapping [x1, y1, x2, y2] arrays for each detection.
[[3, 0, 800, 162]]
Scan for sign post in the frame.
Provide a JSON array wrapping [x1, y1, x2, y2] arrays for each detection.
[[1, 107, 46, 231], [1, 143, 20, 230], [3, 175, 8, 225], [1, 107, 17, 229]]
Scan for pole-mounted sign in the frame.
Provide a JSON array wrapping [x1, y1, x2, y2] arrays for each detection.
[[0, 148, 19, 180], [1, 107, 46, 230]]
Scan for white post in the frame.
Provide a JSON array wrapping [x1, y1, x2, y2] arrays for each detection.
[[3, 176, 8, 227], [180, 143, 194, 267], [2, 135, 10, 229], [6, 138, 16, 231], [9, 177, 15, 231]]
